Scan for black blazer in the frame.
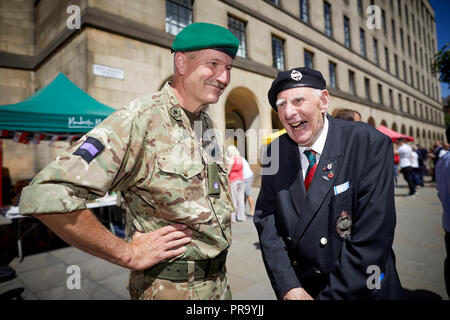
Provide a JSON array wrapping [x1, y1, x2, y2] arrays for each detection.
[[254, 115, 403, 300]]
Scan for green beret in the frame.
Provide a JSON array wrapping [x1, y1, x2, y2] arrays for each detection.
[[171, 22, 240, 58]]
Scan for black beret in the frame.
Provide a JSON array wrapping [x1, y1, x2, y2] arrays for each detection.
[[268, 67, 326, 110]]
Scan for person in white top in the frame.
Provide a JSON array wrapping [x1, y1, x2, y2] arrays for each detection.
[[439, 143, 449, 159], [241, 157, 255, 217], [397, 138, 416, 196]]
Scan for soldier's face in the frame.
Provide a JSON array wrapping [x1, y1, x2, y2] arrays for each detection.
[[276, 87, 329, 147], [183, 49, 233, 105]]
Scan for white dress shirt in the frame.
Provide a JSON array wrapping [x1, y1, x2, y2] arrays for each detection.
[[298, 116, 329, 179]]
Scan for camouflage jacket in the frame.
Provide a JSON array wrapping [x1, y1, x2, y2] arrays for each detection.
[[19, 82, 234, 260]]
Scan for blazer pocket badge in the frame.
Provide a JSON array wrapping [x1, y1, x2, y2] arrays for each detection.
[[334, 181, 349, 195], [336, 210, 352, 239]]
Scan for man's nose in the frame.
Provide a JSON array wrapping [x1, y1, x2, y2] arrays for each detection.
[[216, 68, 230, 85], [284, 103, 296, 119]]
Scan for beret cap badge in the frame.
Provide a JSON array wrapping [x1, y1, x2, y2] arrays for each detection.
[[291, 70, 303, 81]]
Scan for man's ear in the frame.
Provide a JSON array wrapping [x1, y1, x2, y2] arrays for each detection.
[[320, 90, 330, 113], [174, 52, 186, 76]]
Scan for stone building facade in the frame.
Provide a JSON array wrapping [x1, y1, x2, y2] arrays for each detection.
[[0, 0, 446, 184]]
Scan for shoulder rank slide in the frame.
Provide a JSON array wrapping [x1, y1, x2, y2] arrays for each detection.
[[73, 136, 105, 164]]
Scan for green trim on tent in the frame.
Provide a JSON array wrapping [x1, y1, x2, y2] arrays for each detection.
[[0, 73, 115, 133]]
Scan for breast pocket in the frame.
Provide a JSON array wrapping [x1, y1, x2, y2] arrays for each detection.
[[151, 150, 212, 224], [331, 184, 353, 240]]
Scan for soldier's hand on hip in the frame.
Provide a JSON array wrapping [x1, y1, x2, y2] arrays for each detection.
[[127, 224, 192, 271]]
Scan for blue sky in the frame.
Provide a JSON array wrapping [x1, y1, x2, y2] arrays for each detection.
[[429, 0, 450, 98]]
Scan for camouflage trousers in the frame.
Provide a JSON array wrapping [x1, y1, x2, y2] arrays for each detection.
[[127, 267, 232, 300]]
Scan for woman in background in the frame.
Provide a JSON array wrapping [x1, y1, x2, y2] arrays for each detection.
[[227, 145, 246, 222]]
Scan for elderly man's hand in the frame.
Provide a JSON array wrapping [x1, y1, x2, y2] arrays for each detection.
[[127, 224, 192, 271], [283, 287, 313, 300]]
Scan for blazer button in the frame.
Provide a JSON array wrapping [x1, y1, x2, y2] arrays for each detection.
[[320, 237, 328, 246], [292, 260, 298, 267], [314, 268, 321, 274], [286, 236, 292, 242]]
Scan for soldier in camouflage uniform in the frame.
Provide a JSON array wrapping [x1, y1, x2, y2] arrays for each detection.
[[19, 22, 240, 300]]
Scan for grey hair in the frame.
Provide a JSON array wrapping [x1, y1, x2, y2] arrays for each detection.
[[311, 88, 322, 97]]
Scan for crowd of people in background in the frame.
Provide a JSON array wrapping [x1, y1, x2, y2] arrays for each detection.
[[393, 138, 449, 196]]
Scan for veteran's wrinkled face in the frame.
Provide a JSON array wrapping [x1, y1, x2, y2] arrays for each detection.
[[276, 87, 329, 147], [181, 49, 233, 107]]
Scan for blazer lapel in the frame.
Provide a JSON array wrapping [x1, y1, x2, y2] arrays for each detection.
[[292, 115, 344, 242], [287, 138, 306, 217]]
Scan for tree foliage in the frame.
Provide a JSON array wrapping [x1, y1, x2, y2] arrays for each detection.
[[431, 43, 450, 88]]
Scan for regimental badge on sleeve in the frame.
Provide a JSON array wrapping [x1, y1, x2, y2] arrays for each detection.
[[73, 136, 105, 164]]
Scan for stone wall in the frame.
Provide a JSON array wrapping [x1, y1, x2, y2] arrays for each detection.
[[0, 0, 35, 55]]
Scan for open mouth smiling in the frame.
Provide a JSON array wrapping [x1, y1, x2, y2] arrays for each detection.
[[290, 120, 308, 130]]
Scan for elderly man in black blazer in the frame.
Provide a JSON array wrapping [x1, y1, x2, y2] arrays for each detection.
[[254, 67, 403, 300]]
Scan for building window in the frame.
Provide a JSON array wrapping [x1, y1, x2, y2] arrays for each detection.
[[324, 1, 332, 37], [410, 66, 414, 87], [385, 47, 390, 72], [417, 21, 421, 42], [400, 28, 404, 51], [405, 4, 409, 26], [420, 47, 423, 67], [394, 54, 398, 77], [382, 9, 386, 30], [402, 61, 406, 82], [406, 97, 410, 113], [300, 0, 309, 22], [304, 50, 314, 68], [165, 0, 193, 36], [344, 16, 350, 48], [414, 42, 418, 62], [389, 89, 393, 107], [268, 0, 280, 5], [407, 35, 411, 56], [391, 19, 396, 44], [349, 70, 355, 95], [329, 61, 337, 88], [373, 38, 379, 65], [357, 0, 363, 14], [378, 84, 383, 105], [228, 15, 247, 58], [398, 93, 403, 112], [413, 100, 417, 115], [272, 36, 285, 70], [364, 78, 371, 100], [360, 28, 366, 57]]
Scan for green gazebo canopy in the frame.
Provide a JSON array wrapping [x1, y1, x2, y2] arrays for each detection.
[[0, 73, 115, 134]]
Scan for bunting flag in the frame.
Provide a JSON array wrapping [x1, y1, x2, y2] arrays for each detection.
[[32, 134, 47, 145], [49, 134, 61, 146], [65, 135, 79, 144], [13, 131, 29, 144]]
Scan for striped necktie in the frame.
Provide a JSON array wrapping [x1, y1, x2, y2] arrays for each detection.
[[304, 149, 317, 191]]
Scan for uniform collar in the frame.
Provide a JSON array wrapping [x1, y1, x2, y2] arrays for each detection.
[[298, 114, 329, 156]]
